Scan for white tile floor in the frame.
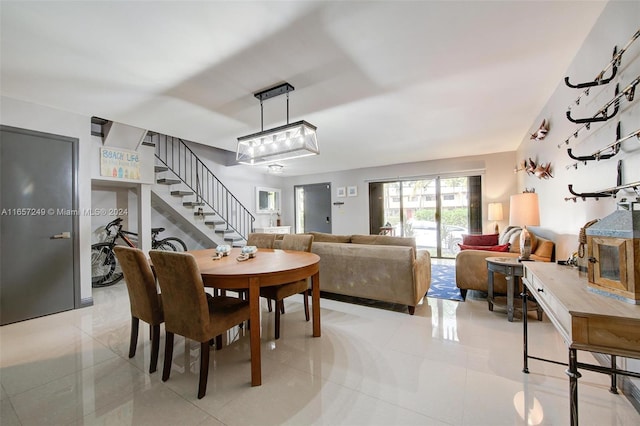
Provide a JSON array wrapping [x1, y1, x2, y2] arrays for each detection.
[[2, 274, 639, 425]]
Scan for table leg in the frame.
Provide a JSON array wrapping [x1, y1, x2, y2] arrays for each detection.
[[248, 277, 261, 386], [506, 275, 515, 322], [522, 287, 529, 374], [487, 269, 494, 311], [312, 271, 321, 337], [566, 348, 582, 426]]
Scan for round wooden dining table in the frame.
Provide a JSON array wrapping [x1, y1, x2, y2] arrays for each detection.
[[189, 247, 321, 386]]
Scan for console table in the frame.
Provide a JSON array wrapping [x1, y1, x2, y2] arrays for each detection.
[[253, 226, 291, 234], [521, 262, 640, 426]]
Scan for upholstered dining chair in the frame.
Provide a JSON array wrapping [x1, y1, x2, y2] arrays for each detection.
[[148, 250, 250, 399], [246, 232, 276, 249], [259, 234, 314, 339], [113, 246, 164, 374]]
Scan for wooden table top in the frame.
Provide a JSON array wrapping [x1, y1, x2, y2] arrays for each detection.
[[189, 248, 320, 288]]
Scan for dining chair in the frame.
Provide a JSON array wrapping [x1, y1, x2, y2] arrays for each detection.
[[246, 232, 276, 249], [148, 250, 250, 399], [260, 234, 314, 339], [113, 246, 164, 374]]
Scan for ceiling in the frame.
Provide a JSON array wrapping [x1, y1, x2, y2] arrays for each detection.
[[0, 1, 607, 176]]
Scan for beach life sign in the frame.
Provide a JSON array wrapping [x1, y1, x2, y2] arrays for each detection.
[[100, 147, 141, 180]]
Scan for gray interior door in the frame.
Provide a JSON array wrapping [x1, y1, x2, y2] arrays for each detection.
[[1, 126, 78, 325], [296, 183, 331, 233]]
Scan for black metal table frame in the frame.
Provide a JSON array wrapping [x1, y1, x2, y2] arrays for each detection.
[[521, 287, 640, 426]]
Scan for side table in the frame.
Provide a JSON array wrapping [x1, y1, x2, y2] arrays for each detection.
[[486, 257, 542, 322]]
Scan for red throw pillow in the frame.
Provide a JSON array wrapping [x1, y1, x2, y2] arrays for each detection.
[[458, 243, 510, 252], [462, 234, 499, 246]]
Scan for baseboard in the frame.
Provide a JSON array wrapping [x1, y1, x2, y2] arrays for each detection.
[[79, 297, 94, 308], [592, 353, 640, 412]]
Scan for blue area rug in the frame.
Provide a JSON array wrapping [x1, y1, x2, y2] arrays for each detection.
[[427, 263, 464, 301]]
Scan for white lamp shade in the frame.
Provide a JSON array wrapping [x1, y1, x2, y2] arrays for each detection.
[[487, 203, 504, 221], [509, 193, 540, 227]]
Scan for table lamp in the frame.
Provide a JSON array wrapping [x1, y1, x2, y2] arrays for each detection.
[[487, 202, 503, 234], [509, 193, 540, 261]]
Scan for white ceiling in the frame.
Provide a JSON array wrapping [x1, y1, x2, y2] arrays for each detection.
[[0, 1, 607, 176]]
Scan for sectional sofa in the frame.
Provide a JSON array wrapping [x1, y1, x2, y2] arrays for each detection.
[[275, 232, 431, 314]]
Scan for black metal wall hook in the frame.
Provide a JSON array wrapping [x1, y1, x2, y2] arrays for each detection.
[[566, 84, 620, 124], [566, 122, 622, 163], [565, 46, 619, 89]]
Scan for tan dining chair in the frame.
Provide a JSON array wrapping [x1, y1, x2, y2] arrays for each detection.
[[246, 232, 276, 249], [260, 234, 314, 339], [148, 250, 250, 399], [113, 246, 164, 374]]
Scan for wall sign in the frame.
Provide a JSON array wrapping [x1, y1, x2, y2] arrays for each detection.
[[100, 147, 140, 180]]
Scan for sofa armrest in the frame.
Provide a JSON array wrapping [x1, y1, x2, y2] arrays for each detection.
[[414, 249, 431, 301]]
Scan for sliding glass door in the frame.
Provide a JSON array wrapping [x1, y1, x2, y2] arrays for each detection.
[[369, 176, 480, 258]]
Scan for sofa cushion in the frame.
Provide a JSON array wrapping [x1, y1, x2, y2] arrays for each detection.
[[499, 226, 522, 247], [309, 232, 351, 243], [532, 237, 554, 261], [458, 243, 510, 252], [462, 233, 499, 246]]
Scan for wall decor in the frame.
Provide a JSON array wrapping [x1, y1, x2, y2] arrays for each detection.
[[337, 187, 346, 197], [530, 119, 549, 140], [347, 186, 358, 197]]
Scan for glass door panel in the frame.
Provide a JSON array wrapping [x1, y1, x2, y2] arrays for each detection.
[[439, 177, 469, 258]]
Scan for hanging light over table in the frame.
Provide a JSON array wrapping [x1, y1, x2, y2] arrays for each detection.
[[236, 82, 319, 165]]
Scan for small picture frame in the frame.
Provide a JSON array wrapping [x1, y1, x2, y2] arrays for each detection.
[[347, 186, 358, 197], [336, 187, 346, 198]]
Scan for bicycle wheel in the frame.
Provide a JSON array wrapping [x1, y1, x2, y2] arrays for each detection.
[[91, 243, 123, 287], [156, 237, 187, 252], [154, 241, 177, 251]]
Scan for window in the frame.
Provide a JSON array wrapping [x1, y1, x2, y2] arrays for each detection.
[[369, 176, 482, 258]]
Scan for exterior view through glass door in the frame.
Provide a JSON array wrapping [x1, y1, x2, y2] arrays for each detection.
[[371, 176, 478, 258]]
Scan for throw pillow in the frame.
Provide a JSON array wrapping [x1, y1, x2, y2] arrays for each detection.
[[462, 233, 499, 246], [458, 243, 510, 252]]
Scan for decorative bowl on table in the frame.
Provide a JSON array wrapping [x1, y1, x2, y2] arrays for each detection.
[[241, 245, 258, 258], [215, 245, 231, 256]]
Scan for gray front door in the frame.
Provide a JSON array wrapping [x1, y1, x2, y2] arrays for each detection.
[[1, 126, 78, 325], [295, 183, 331, 233]]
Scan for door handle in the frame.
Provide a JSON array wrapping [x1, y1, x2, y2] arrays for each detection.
[[51, 232, 71, 239]]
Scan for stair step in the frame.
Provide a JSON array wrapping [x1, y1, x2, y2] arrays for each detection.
[[171, 190, 193, 196], [194, 211, 217, 216], [154, 165, 168, 173], [157, 178, 181, 185], [224, 235, 244, 242], [205, 219, 226, 226], [183, 201, 205, 207]]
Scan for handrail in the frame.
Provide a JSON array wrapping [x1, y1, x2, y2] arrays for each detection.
[[150, 133, 254, 241]]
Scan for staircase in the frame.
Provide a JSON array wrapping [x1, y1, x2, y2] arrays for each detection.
[[148, 132, 254, 246]]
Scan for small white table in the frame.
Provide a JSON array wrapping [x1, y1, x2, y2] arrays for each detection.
[[253, 226, 291, 234]]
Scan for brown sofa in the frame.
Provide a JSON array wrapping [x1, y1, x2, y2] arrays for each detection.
[[455, 227, 554, 300], [276, 232, 431, 314]]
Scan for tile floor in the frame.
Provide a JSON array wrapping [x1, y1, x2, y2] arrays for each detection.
[[2, 270, 639, 425]]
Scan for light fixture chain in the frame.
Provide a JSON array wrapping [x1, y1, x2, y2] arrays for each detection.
[[260, 100, 264, 132], [286, 92, 289, 124]]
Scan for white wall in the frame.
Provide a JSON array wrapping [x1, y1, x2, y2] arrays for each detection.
[[284, 151, 517, 235], [515, 1, 640, 260]]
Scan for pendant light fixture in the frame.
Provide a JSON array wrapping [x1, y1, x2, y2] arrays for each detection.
[[236, 82, 319, 165]]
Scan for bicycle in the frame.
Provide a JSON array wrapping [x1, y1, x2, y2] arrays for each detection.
[[91, 217, 188, 287]]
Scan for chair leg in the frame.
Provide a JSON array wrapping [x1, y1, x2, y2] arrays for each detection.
[[267, 298, 273, 312], [215, 334, 223, 350], [162, 332, 174, 382], [129, 317, 140, 358], [280, 302, 285, 314], [275, 300, 282, 340], [198, 341, 210, 399], [303, 291, 310, 322], [150, 324, 160, 374]]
